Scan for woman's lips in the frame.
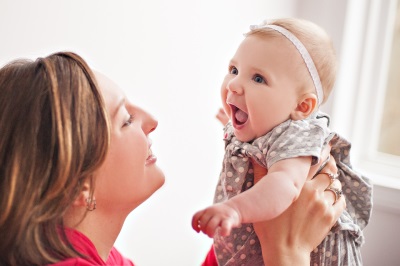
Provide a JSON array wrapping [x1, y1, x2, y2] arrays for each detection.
[[146, 140, 157, 165], [145, 148, 157, 165]]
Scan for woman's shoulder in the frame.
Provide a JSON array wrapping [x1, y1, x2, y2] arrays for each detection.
[[107, 247, 135, 266], [49, 228, 134, 266], [48, 249, 134, 266], [48, 257, 95, 266]]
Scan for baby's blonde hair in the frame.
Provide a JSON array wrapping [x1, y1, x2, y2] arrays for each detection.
[[246, 18, 337, 104]]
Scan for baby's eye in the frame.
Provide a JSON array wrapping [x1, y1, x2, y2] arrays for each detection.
[[253, 74, 266, 84], [229, 66, 238, 75], [122, 115, 134, 127]]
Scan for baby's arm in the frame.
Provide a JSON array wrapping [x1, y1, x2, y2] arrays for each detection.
[[192, 156, 311, 238], [229, 156, 312, 223]]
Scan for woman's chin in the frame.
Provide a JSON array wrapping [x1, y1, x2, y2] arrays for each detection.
[[150, 166, 166, 191]]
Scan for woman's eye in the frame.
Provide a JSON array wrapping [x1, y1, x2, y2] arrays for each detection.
[[253, 75, 265, 84], [229, 66, 238, 75], [123, 115, 134, 127]]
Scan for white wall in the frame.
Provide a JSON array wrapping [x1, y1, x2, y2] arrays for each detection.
[[0, 1, 296, 265]]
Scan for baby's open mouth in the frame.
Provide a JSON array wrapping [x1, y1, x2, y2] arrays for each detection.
[[231, 104, 248, 125]]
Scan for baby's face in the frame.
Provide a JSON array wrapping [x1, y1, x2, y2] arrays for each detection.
[[220, 34, 308, 142]]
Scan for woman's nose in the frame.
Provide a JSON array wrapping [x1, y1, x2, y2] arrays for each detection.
[[140, 108, 158, 135]]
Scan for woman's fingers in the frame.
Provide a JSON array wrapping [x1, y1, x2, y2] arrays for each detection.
[[322, 192, 346, 235], [308, 144, 332, 178], [313, 171, 343, 206], [332, 195, 346, 221], [324, 178, 343, 205], [311, 154, 338, 189]]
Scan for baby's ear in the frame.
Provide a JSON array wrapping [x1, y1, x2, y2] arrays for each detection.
[[290, 93, 318, 120]]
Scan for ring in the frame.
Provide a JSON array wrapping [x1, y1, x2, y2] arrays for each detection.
[[325, 186, 342, 205], [312, 155, 332, 179], [319, 172, 339, 185]]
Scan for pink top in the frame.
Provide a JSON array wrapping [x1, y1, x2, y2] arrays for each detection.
[[49, 228, 134, 266]]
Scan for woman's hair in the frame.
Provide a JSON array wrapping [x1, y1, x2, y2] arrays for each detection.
[[247, 18, 337, 104], [0, 52, 110, 265]]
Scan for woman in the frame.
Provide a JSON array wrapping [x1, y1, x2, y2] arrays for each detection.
[[0, 52, 344, 265]]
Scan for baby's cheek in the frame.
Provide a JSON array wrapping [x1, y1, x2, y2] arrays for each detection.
[[220, 79, 229, 97], [223, 106, 231, 117]]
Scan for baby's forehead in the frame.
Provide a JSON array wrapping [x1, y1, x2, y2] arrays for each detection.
[[244, 34, 307, 67], [249, 31, 298, 49], [246, 29, 319, 59], [235, 35, 311, 85]]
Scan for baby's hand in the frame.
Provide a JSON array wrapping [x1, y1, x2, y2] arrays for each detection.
[[216, 108, 229, 126], [192, 203, 241, 238]]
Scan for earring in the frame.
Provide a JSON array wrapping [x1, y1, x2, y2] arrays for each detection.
[[86, 197, 97, 211]]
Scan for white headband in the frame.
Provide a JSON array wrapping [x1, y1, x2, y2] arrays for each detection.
[[250, 24, 324, 106]]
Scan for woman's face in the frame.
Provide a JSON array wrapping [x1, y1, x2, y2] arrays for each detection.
[[93, 72, 165, 214]]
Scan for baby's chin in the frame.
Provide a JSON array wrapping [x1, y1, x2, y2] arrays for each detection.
[[233, 130, 257, 143]]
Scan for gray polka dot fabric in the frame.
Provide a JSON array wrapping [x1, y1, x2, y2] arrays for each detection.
[[213, 113, 372, 266]]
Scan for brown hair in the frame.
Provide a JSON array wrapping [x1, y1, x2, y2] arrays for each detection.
[[246, 18, 337, 104], [0, 52, 110, 265]]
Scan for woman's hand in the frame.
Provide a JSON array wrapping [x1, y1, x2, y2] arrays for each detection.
[[252, 147, 345, 265]]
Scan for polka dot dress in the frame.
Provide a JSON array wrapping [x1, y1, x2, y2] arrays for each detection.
[[213, 113, 372, 266]]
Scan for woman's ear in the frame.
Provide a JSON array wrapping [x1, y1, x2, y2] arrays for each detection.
[[290, 93, 318, 120], [72, 180, 92, 208]]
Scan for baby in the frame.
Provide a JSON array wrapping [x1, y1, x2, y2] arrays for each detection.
[[192, 18, 372, 265]]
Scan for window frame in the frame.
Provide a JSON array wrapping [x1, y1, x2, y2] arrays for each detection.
[[330, 0, 400, 193]]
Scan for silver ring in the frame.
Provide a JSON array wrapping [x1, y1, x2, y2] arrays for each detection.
[[319, 172, 339, 185], [325, 186, 342, 205]]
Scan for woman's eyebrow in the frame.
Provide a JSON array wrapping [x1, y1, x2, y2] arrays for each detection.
[[111, 98, 125, 119]]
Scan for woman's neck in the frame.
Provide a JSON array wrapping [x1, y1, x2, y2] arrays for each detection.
[[64, 207, 127, 262]]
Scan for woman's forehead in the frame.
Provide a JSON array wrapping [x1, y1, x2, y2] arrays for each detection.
[[94, 71, 125, 116]]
